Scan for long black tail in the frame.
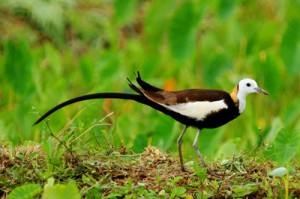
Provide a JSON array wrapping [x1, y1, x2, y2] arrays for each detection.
[[33, 93, 153, 125], [34, 72, 192, 126]]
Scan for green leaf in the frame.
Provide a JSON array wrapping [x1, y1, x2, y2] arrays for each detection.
[[202, 53, 232, 86], [232, 183, 258, 197], [151, 114, 174, 150], [168, 1, 202, 61], [256, 52, 281, 98], [7, 184, 42, 199], [266, 129, 299, 165], [82, 174, 96, 186], [44, 42, 62, 75], [167, 176, 183, 186], [4, 40, 33, 95], [42, 138, 54, 159], [170, 187, 186, 198], [106, 192, 123, 198], [265, 117, 284, 143], [114, 0, 137, 24], [193, 163, 207, 179], [217, 0, 238, 20], [79, 54, 94, 84], [280, 18, 300, 75], [215, 139, 239, 159], [42, 181, 80, 199], [132, 133, 148, 153], [98, 51, 120, 81], [283, 98, 300, 127], [44, 177, 55, 188], [144, 0, 175, 51], [198, 128, 224, 158]]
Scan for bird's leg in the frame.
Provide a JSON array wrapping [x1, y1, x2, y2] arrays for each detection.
[[177, 125, 188, 171], [192, 129, 208, 168]]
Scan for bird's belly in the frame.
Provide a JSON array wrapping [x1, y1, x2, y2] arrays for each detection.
[[166, 100, 228, 121], [157, 99, 239, 129], [196, 109, 240, 129], [165, 106, 239, 129]]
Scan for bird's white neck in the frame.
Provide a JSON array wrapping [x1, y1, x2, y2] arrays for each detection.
[[237, 92, 246, 113], [230, 85, 246, 114]]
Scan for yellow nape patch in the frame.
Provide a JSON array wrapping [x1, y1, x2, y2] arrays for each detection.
[[230, 85, 239, 105]]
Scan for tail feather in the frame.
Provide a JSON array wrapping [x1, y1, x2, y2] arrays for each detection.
[[135, 71, 163, 92], [34, 91, 194, 127], [34, 73, 181, 126], [127, 78, 143, 95], [34, 93, 147, 125]]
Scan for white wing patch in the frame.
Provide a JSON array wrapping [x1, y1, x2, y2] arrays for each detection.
[[161, 100, 228, 121]]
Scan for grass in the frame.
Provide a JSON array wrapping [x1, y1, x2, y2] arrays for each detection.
[[1, 116, 300, 198], [1, 140, 300, 198]]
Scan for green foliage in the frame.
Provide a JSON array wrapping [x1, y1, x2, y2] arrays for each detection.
[[170, 186, 186, 198], [265, 128, 299, 165], [4, 40, 34, 95], [42, 179, 80, 199], [2, 143, 300, 198], [193, 162, 207, 180], [114, 0, 137, 25], [168, 1, 202, 61], [7, 184, 42, 199], [1, 0, 299, 150], [42, 137, 65, 171], [280, 12, 300, 75], [231, 183, 258, 198], [217, 0, 238, 20], [265, 117, 284, 143], [144, 0, 174, 52], [255, 53, 281, 98], [1, 0, 300, 197]]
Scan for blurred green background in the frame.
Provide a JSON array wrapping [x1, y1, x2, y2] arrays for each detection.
[[0, 0, 300, 163]]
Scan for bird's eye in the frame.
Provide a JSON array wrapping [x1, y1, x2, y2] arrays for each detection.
[[246, 83, 251, 87]]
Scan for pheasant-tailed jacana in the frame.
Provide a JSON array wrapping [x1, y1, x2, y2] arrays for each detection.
[[34, 72, 268, 171]]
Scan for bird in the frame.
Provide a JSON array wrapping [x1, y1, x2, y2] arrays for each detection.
[[34, 72, 268, 171]]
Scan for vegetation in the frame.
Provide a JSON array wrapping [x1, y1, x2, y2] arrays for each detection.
[[1, 0, 300, 198]]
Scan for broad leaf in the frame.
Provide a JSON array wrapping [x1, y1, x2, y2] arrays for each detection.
[[217, 0, 238, 20], [168, 2, 202, 61], [170, 187, 186, 198], [265, 128, 299, 165], [114, 0, 136, 24], [42, 181, 80, 199], [256, 52, 281, 98], [144, 0, 175, 51], [280, 18, 300, 75], [7, 184, 42, 199], [4, 40, 33, 95], [202, 53, 232, 86], [232, 183, 258, 197], [265, 117, 284, 143]]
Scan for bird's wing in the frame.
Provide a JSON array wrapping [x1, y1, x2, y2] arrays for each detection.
[[128, 72, 232, 121], [142, 89, 229, 105]]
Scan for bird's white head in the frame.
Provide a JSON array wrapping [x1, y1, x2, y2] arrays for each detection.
[[234, 78, 268, 113], [238, 78, 268, 97]]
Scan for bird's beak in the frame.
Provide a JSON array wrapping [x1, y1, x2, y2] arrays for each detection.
[[255, 87, 269, 95]]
